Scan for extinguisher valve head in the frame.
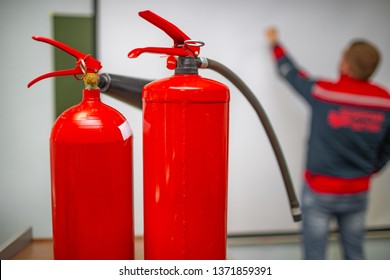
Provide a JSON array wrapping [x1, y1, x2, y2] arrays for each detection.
[[175, 56, 198, 75], [84, 73, 99, 89]]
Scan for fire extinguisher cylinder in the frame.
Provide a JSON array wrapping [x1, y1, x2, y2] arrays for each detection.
[[28, 36, 135, 260], [129, 10, 230, 260], [142, 63, 230, 260]]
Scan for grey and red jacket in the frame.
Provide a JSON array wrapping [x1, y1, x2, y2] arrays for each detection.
[[272, 44, 390, 194]]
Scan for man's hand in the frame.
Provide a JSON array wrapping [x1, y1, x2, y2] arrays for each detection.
[[265, 27, 279, 46]]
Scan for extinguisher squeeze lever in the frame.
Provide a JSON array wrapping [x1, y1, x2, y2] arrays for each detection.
[[27, 36, 102, 88], [128, 10, 204, 59]]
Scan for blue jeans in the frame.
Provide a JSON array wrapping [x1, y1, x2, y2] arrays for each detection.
[[301, 183, 368, 259]]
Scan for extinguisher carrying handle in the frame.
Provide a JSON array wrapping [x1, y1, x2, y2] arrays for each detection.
[[98, 73, 152, 109], [202, 58, 302, 222], [128, 10, 203, 58], [28, 36, 102, 88]]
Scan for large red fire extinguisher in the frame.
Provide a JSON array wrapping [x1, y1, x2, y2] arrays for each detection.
[[28, 36, 134, 260], [129, 11, 230, 260]]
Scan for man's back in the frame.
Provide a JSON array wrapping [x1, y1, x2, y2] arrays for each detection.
[[308, 74, 390, 178]]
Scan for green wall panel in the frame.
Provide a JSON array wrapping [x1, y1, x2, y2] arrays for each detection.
[[53, 15, 94, 118]]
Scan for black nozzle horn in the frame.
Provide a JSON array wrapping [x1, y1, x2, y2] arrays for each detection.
[[98, 73, 152, 110]]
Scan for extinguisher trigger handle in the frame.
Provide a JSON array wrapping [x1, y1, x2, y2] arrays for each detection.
[[28, 36, 102, 87], [128, 47, 189, 59], [138, 10, 191, 46], [129, 11, 203, 58], [32, 36, 86, 60], [28, 68, 82, 88]]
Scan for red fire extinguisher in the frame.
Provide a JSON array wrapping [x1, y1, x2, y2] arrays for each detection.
[[129, 11, 230, 260], [28, 36, 134, 260]]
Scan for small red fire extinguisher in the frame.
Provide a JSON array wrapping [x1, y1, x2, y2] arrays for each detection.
[[28, 36, 134, 260], [129, 11, 230, 260]]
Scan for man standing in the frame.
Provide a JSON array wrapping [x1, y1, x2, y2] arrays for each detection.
[[265, 27, 390, 259]]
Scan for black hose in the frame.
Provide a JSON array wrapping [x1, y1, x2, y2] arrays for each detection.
[[98, 73, 152, 109], [204, 58, 301, 222]]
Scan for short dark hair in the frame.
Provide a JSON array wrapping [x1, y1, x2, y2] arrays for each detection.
[[344, 40, 380, 80]]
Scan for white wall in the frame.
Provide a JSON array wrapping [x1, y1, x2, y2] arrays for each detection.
[[0, 0, 93, 244], [98, 0, 390, 235]]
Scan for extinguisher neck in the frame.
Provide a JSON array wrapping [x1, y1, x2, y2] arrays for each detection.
[[84, 73, 99, 89], [82, 88, 101, 101], [174, 56, 198, 75], [81, 73, 101, 100]]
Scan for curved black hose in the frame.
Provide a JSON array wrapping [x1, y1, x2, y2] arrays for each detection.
[[204, 58, 301, 222]]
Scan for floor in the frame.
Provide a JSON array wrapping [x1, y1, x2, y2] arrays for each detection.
[[12, 237, 144, 260], [227, 230, 390, 260], [11, 231, 390, 260]]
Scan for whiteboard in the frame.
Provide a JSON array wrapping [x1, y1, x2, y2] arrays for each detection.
[[97, 0, 390, 235]]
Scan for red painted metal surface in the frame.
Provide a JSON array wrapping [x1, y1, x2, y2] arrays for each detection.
[[50, 89, 134, 259], [143, 74, 230, 260], [29, 36, 134, 260]]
